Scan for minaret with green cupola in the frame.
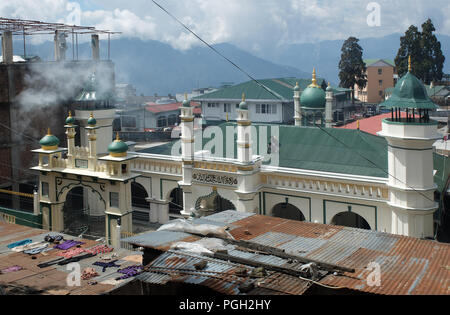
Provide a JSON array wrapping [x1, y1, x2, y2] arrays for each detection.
[[293, 82, 302, 127], [237, 93, 252, 163], [179, 94, 195, 217], [64, 111, 77, 168], [300, 68, 326, 127], [378, 56, 440, 238]]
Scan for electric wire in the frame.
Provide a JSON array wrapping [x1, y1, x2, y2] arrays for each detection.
[[151, 0, 438, 206]]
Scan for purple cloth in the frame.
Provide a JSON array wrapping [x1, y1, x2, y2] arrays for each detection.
[[53, 240, 84, 250], [1, 266, 23, 273], [117, 265, 143, 280]]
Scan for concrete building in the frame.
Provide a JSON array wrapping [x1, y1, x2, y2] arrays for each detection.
[[354, 59, 397, 105], [194, 76, 353, 125], [0, 19, 116, 214], [33, 61, 446, 241]]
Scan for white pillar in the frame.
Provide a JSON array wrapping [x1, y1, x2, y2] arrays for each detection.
[[237, 95, 252, 163], [379, 118, 440, 238], [180, 96, 195, 216], [91, 34, 100, 61], [325, 84, 334, 128], [1, 31, 13, 64], [294, 83, 302, 127], [33, 189, 40, 216]]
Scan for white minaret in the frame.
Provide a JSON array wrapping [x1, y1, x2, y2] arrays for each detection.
[[378, 57, 440, 239], [86, 113, 98, 171], [179, 94, 195, 216], [237, 93, 252, 163], [294, 82, 302, 127], [325, 83, 334, 128], [64, 111, 77, 168]]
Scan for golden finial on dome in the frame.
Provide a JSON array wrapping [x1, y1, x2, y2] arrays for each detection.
[[242, 93, 246, 102], [47, 128, 52, 136], [184, 93, 188, 101], [90, 112, 94, 118], [309, 68, 319, 88], [408, 55, 412, 72], [116, 132, 120, 141], [68, 111, 72, 117]]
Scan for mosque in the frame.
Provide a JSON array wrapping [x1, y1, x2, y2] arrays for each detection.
[[31, 58, 443, 246]]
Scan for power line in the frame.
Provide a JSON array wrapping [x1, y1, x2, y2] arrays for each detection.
[[151, 0, 283, 101], [151, 0, 438, 206]]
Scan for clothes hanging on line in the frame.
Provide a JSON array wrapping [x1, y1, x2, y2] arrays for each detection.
[[1, 265, 23, 273], [116, 265, 144, 280], [11, 241, 47, 253], [93, 260, 121, 272], [54, 240, 84, 250], [57, 253, 95, 266], [83, 245, 113, 256], [37, 257, 65, 268], [56, 247, 85, 259], [7, 239, 32, 249], [23, 243, 49, 255]]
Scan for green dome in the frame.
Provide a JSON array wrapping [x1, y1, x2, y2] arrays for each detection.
[[65, 112, 76, 125], [87, 113, 97, 126], [294, 82, 300, 92], [108, 133, 128, 157], [239, 93, 248, 110], [379, 71, 438, 110], [300, 86, 326, 109], [39, 129, 60, 150], [182, 99, 191, 108]]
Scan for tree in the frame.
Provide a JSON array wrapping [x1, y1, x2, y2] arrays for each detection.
[[395, 19, 445, 84], [338, 37, 367, 103]]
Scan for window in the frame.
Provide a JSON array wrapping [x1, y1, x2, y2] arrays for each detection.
[[41, 182, 49, 198], [378, 69, 382, 75], [157, 116, 167, 128], [168, 114, 178, 126], [208, 102, 219, 109], [258, 104, 277, 114], [379, 80, 383, 87], [379, 91, 383, 96], [224, 104, 231, 113], [122, 116, 136, 128], [110, 192, 119, 208]]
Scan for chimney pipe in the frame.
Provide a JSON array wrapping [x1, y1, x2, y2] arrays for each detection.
[[1, 31, 13, 64], [91, 34, 100, 61]]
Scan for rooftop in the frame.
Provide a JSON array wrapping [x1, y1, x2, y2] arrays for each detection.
[[0, 221, 141, 295], [193, 77, 327, 102], [364, 59, 395, 67], [146, 102, 201, 114], [139, 123, 389, 178], [124, 211, 450, 295]]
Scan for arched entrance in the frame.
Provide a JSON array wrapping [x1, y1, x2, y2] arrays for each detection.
[[62, 186, 106, 239], [169, 188, 184, 216], [331, 212, 371, 230], [195, 190, 236, 217], [131, 182, 149, 222], [272, 203, 306, 221]]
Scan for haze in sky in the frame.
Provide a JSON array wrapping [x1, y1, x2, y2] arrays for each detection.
[[1, 0, 449, 52]]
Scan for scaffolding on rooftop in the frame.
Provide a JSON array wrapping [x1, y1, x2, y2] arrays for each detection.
[[0, 17, 121, 60]]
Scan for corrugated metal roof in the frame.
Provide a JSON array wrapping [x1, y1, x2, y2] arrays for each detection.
[[132, 211, 450, 295], [203, 211, 256, 225], [122, 231, 196, 249], [139, 250, 311, 295]]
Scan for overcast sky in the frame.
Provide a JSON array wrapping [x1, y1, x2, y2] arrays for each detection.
[[1, 0, 449, 52]]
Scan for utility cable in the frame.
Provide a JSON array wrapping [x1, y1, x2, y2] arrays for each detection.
[[151, 0, 437, 206]]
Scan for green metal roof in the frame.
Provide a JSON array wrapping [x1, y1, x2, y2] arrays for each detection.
[[193, 78, 326, 102], [433, 153, 450, 193], [379, 72, 438, 110], [139, 123, 389, 178], [364, 59, 395, 67]]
